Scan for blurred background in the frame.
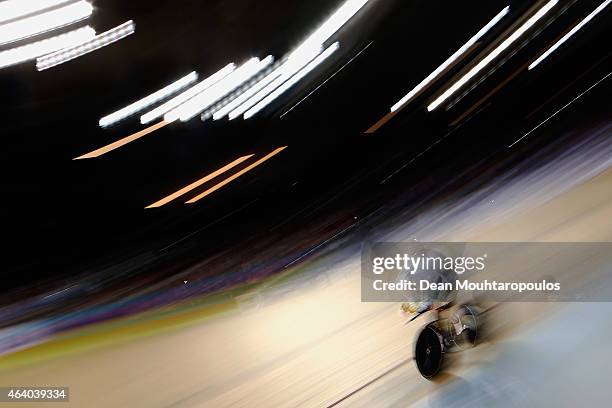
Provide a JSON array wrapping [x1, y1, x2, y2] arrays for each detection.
[[0, 0, 611, 406]]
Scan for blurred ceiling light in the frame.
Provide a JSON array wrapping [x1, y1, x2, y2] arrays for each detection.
[[244, 42, 340, 119], [215, 0, 370, 121], [186, 146, 288, 203], [145, 154, 255, 208], [226, 47, 322, 120], [0, 25, 94, 69], [74, 121, 167, 159], [166, 56, 274, 122], [36, 20, 135, 70], [0, 1, 93, 46], [140, 63, 235, 124], [391, 6, 510, 113], [529, 0, 611, 70], [99, 72, 198, 128], [428, 0, 558, 111], [290, 0, 370, 58], [0, 0, 74, 25], [212, 66, 284, 121]]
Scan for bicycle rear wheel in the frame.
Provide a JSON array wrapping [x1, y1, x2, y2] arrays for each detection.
[[415, 325, 443, 378]]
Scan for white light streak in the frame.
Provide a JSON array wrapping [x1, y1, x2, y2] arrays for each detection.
[[281, 40, 373, 119], [0, 26, 94, 69], [226, 47, 322, 120], [99, 72, 198, 128], [391, 6, 510, 113], [36, 20, 135, 71], [289, 0, 369, 59], [140, 63, 235, 124], [214, 0, 370, 121], [428, 0, 558, 112], [244, 42, 340, 119], [212, 67, 282, 120], [0, 0, 73, 25], [0, 1, 93, 46], [529, 0, 611, 70], [166, 56, 274, 122], [509, 70, 612, 147]]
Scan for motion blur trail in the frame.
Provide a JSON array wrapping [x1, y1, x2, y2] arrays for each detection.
[[1, 124, 611, 407]]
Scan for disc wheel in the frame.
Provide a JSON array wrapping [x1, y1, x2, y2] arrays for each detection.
[[415, 325, 443, 378]]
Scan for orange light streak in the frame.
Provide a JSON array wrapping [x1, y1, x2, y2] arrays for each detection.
[[146, 154, 254, 208], [185, 146, 288, 204], [74, 121, 167, 159]]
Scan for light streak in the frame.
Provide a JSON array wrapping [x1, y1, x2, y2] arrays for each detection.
[[509, 70, 612, 147], [244, 42, 340, 119], [185, 147, 288, 203], [0, 26, 94, 69], [99, 72, 198, 128], [215, 0, 371, 121], [226, 47, 322, 120], [146, 154, 254, 208], [428, 0, 558, 111], [529, 0, 611, 70], [73, 121, 167, 159], [165, 56, 274, 122], [212, 67, 283, 121], [0, 0, 74, 25], [281, 40, 373, 118], [289, 0, 370, 59], [391, 6, 510, 112], [0, 1, 93, 46], [36, 20, 135, 71], [140, 63, 235, 124]]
